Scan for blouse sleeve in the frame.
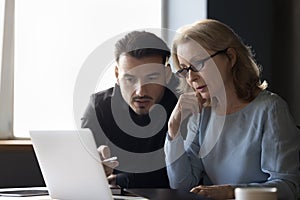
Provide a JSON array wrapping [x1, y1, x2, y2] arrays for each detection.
[[237, 97, 300, 200], [164, 113, 205, 191]]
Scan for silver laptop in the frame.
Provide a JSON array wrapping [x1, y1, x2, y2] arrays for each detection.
[[30, 130, 114, 200]]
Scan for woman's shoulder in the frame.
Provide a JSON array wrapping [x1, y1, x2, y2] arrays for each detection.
[[253, 90, 289, 110]]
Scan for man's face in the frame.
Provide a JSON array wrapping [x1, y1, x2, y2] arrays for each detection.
[[115, 55, 167, 115]]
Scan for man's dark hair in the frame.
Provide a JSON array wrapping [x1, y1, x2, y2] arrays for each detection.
[[114, 31, 170, 64]]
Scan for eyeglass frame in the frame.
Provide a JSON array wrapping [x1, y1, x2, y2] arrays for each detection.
[[175, 48, 229, 78]]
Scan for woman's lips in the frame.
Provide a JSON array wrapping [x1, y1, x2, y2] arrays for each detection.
[[196, 85, 207, 93]]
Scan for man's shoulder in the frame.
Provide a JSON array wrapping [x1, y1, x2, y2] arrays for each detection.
[[92, 87, 114, 107]]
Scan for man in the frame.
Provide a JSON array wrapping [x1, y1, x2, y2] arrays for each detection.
[[81, 31, 178, 188]]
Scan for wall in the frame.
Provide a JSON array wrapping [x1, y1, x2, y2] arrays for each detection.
[[208, 0, 300, 124], [292, 1, 300, 125], [272, 0, 300, 125], [208, 0, 273, 84], [162, 0, 207, 45]]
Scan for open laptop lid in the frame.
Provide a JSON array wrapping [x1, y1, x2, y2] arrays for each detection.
[[30, 130, 113, 200]]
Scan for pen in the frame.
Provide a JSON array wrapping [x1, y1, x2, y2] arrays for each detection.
[[102, 156, 117, 163]]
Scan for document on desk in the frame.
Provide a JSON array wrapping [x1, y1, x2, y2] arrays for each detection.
[[0, 187, 147, 200], [0, 187, 48, 197]]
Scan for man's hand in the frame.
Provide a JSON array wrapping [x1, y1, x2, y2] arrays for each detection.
[[97, 145, 119, 177], [107, 174, 117, 186], [190, 184, 234, 200]]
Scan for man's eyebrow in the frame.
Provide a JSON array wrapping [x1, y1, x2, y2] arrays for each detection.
[[123, 73, 135, 78], [147, 72, 161, 76]]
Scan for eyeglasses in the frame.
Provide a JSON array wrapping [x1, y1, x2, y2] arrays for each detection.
[[175, 48, 228, 78]]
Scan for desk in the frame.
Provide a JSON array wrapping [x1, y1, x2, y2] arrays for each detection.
[[0, 187, 213, 200], [0, 195, 145, 200], [125, 188, 213, 200]]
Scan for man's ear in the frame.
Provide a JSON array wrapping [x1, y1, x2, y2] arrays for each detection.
[[115, 66, 120, 85], [226, 48, 237, 68], [165, 64, 172, 84]]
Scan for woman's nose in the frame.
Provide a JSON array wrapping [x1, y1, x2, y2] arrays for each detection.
[[187, 70, 199, 82]]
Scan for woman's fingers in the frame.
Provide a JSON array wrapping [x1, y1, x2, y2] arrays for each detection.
[[190, 185, 234, 200], [179, 92, 205, 115], [190, 187, 200, 193], [168, 91, 206, 139], [191, 186, 207, 196]]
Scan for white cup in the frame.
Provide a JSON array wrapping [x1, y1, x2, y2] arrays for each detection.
[[235, 187, 277, 200]]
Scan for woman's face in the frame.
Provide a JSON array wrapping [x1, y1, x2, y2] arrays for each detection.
[[176, 40, 233, 102]]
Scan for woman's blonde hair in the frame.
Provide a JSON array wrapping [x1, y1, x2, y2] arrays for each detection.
[[172, 19, 267, 102]]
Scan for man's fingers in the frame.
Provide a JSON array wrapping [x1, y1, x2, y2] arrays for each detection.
[[107, 174, 117, 186], [97, 145, 111, 160], [102, 160, 119, 169]]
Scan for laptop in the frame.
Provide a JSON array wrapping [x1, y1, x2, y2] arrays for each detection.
[[30, 130, 124, 200], [30, 130, 210, 200]]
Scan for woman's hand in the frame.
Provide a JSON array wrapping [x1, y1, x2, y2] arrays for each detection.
[[190, 184, 234, 200], [168, 91, 205, 140]]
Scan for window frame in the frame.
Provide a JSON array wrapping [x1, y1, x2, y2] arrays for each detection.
[[0, 0, 15, 139]]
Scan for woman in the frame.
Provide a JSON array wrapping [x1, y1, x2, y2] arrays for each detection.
[[165, 19, 300, 200]]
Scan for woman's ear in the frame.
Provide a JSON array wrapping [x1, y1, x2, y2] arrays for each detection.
[[226, 48, 237, 68], [115, 66, 120, 85]]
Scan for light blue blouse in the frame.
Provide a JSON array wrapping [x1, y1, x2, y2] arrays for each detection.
[[165, 90, 300, 200]]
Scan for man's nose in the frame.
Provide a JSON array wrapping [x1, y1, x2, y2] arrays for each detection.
[[135, 80, 146, 96]]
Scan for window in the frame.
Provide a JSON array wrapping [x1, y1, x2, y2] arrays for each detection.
[[0, 0, 161, 138], [0, 0, 4, 66]]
